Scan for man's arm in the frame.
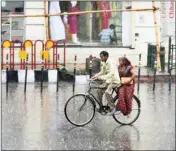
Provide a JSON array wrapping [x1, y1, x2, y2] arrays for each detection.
[[99, 63, 113, 80], [110, 30, 115, 39], [98, 31, 102, 37], [110, 30, 116, 44], [93, 62, 105, 78], [113, 30, 117, 45], [99, 60, 120, 81]]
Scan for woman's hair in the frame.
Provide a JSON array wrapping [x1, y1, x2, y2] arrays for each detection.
[[119, 57, 132, 66]]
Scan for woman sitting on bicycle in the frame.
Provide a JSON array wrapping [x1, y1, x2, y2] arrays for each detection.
[[116, 57, 136, 116]]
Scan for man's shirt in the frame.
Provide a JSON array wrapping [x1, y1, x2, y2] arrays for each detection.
[[94, 59, 120, 84], [99, 28, 114, 44]]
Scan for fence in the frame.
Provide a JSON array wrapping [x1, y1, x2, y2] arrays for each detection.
[[1, 40, 66, 70]]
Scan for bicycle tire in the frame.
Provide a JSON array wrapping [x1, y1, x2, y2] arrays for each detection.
[[64, 94, 96, 127], [113, 95, 141, 125]]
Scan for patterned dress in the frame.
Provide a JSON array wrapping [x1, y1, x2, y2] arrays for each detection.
[[116, 65, 135, 115]]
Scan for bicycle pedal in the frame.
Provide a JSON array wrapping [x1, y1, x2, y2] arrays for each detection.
[[101, 112, 107, 115], [95, 108, 100, 112]]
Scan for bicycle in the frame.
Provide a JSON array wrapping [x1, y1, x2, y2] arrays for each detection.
[[64, 79, 141, 127]]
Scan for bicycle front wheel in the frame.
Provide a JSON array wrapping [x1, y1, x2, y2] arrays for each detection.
[[64, 94, 95, 127]]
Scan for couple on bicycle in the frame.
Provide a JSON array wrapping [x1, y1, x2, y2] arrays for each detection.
[[91, 51, 136, 116]]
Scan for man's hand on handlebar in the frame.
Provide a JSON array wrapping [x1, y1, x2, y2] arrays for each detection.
[[91, 76, 98, 80]]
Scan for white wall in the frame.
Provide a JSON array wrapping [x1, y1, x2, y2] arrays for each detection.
[[122, 1, 132, 47], [25, 1, 46, 40], [132, 1, 161, 65]]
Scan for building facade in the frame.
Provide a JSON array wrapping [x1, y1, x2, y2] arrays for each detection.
[[1, 1, 175, 67]]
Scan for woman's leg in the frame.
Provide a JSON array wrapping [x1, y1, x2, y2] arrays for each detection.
[[124, 84, 135, 115], [116, 85, 127, 114]]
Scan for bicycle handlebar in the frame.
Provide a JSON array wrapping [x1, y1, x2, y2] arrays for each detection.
[[87, 79, 122, 90], [87, 79, 107, 90]]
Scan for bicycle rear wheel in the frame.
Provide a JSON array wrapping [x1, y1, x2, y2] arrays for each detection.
[[113, 95, 141, 125], [64, 94, 95, 127]]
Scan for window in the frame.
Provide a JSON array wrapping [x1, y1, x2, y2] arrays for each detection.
[[1, 1, 25, 42], [1, 1, 128, 46], [49, 1, 123, 46], [78, 1, 122, 46]]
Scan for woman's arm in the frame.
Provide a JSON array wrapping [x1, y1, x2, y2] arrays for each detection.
[[129, 68, 136, 83], [121, 67, 136, 84]]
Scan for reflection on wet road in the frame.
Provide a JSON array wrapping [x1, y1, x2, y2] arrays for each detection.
[[2, 82, 175, 150]]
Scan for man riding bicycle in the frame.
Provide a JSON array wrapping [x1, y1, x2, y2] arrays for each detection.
[[92, 51, 121, 115]]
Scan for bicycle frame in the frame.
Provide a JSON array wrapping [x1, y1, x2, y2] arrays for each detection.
[[85, 80, 119, 109], [88, 91, 102, 107]]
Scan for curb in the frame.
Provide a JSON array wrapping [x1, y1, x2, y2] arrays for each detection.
[[1, 70, 175, 83], [1, 69, 74, 83], [139, 75, 175, 83]]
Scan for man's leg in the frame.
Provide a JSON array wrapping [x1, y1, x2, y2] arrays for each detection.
[[97, 88, 106, 104], [104, 83, 119, 110], [96, 81, 108, 104]]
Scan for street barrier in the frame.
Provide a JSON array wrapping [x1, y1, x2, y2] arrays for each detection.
[[2, 41, 143, 93], [1, 40, 66, 70]]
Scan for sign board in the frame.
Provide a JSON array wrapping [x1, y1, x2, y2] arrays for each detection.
[[160, 0, 175, 36]]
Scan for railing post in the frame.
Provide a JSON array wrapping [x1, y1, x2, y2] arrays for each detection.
[[137, 54, 141, 92], [6, 54, 9, 93], [56, 54, 60, 92], [89, 55, 93, 78], [24, 54, 28, 93]]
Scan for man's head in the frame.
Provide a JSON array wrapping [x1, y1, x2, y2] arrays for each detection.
[[100, 51, 109, 62], [109, 24, 115, 30]]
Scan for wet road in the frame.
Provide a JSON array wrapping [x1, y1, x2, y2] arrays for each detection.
[[2, 82, 175, 150]]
